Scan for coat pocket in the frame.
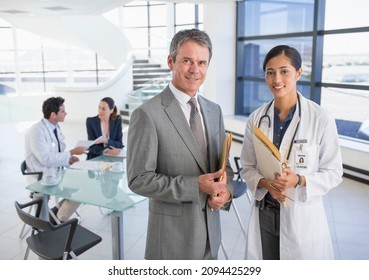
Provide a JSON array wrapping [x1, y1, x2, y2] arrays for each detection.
[[149, 199, 182, 217]]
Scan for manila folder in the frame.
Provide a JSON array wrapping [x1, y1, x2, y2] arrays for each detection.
[[252, 133, 282, 180]]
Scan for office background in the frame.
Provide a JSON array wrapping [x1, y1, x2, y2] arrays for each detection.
[[0, 0, 368, 260]]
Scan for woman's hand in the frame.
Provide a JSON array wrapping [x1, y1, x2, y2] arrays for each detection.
[[274, 168, 299, 190], [104, 147, 121, 156]]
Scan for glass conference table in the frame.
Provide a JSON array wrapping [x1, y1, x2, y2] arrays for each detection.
[[25, 155, 146, 260]]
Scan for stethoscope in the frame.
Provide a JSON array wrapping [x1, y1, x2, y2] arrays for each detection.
[[257, 94, 301, 167]]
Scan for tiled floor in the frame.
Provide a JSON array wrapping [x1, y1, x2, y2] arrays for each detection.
[[0, 120, 369, 260]]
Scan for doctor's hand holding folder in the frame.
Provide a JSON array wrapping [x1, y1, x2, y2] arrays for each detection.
[[252, 125, 294, 202]]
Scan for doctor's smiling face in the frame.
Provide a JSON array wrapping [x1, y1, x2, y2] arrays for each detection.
[[263, 45, 302, 101], [264, 54, 302, 99]]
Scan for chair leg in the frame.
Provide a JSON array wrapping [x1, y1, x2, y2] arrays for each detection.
[[24, 246, 30, 260], [19, 224, 31, 239], [220, 240, 229, 260], [74, 210, 81, 223], [49, 208, 62, 225], [231, 203, 248, 239], [69, 251, 79, 260]]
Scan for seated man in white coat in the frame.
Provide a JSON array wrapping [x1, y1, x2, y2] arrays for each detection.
[[25, 96, 87, 222]]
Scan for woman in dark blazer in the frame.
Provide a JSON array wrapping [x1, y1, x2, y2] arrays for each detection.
[[86, 97, 124, 159]]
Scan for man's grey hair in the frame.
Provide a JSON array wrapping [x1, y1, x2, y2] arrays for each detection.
[[169, 29, 212, 63]]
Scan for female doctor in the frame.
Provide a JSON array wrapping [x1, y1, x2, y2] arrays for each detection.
[[240, 45, 343, 259]]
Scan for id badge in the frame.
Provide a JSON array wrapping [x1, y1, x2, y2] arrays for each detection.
[[295, 149, 308, 169]]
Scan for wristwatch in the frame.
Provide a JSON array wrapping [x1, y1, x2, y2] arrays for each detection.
[[295, 174, 302, 188]]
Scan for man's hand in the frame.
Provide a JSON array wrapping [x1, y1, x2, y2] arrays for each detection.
[[69, 156, 80, 165], [208, 190, 231, 211], [198, 169, 228, 197]]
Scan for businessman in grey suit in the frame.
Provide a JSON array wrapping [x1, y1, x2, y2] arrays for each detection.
[[127, 29, 233, 260]]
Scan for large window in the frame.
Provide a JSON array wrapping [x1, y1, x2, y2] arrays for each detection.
[[118, 1, 203, 60], [236, 0, 369, 142], [0, 1, 204, 96], [0, 22, 115, 95], [174, 3, 203, 32], [120, 1, 168, 60]]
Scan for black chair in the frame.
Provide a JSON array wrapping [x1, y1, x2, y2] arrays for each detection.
[[15, 198, 102, 260], [20, 160, 43, 181], [19, 161, 81, 235], [19, 160, 46, 238], [233, 156, 242, 181]]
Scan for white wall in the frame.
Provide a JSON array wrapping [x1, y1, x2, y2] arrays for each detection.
[[202, 1, 236, 117]]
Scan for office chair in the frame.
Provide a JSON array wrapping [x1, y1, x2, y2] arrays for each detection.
[[15, 198, 102, 260], [220, 156, 249, 260], [20, 160, 43, 181], [19, 161, 81, 239], [19, 160, 47, 238]]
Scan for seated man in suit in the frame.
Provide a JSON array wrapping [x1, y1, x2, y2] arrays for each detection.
[[86, 97, 124, 160], [127, 29, 233, 260], [25, 96, 87, 222]]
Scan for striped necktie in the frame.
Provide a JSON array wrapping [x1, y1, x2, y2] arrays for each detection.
[[188, 97, 208, 170]]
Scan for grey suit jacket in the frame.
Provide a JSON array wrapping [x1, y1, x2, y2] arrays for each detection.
[[127, 86, 233, 260]]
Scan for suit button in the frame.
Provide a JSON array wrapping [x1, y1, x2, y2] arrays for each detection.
[[202, 207, 205, 212]]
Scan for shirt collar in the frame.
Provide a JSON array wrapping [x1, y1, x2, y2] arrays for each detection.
[[274, 104, 297, 124], [169, 82, 199, 106], [43, 118, 58, 131]]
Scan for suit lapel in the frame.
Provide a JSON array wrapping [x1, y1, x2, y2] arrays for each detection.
[[95, 116, 102, 136], [162, 87, 208, 173], [198, 96, 218, 172]]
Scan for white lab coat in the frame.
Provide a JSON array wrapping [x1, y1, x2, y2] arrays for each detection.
[[240, 93, 343, 260], [25, 119, 71, 183]]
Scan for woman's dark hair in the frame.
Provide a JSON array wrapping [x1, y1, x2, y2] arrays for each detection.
[[263, 45, 302, 72], [101, 97, 120, 120], [42, 96, 65, 119]]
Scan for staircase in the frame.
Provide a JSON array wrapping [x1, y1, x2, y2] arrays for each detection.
[[120, 59, 171, 124], [132, 59, 171, 90]]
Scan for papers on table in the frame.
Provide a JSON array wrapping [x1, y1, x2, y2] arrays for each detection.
[[252, 125, 282, 180], [75, 136, 105, 148], [218, 132, 232, 181], [70, 161, 112, 171]]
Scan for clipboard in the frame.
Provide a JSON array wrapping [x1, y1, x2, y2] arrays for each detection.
[[252, 125, 282, 180], [218, 132, 232, 181]]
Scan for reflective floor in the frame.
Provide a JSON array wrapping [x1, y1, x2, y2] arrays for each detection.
[[0, 121, 368, 260]]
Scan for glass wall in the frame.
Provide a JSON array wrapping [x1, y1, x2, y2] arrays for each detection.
[[236, 0, 369, 142]]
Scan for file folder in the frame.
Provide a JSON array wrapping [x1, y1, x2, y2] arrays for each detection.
[[218, 132, 232, 181], [252, 125, 282, 180]]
